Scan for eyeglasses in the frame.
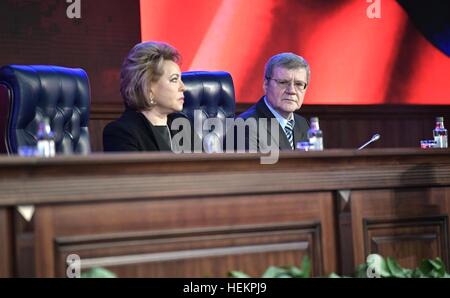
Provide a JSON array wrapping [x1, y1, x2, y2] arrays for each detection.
[[267, 77, 308, 92]]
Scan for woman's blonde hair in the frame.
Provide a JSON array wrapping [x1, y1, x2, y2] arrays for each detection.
[[120, 41, 180, 110]]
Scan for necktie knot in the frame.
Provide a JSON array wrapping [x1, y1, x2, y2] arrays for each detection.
[[286, 119, 294, 131]]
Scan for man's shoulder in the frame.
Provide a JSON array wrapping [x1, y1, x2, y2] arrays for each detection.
[[237, 97, 267, 120], [238, 104, 258, 120], [294, 113, 308, 124], [293, 113, 310, 132]]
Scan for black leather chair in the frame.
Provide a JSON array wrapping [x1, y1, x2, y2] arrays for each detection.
[[174, 71, 236, 152], [0, 65, 91, 154]]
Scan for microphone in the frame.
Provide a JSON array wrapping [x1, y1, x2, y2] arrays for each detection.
[[358, 134, 380, 150]]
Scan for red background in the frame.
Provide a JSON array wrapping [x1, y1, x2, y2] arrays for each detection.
[[141, 0, 450, 105]]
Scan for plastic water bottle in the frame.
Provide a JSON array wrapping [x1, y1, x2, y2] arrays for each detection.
[[433, 116, 448, 148], [307, 117, 323, 151], [203, 132, 222, 153], [36, 117, 56, 157]]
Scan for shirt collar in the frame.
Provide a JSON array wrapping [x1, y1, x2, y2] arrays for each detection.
[[263, 96, 295, 130]]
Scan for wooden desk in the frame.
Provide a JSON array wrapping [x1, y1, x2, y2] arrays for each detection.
[[1, 149, 450, 277]]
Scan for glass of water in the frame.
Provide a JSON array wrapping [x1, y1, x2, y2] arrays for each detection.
[[18, 146, 38, 157], [420, 140, 437, 149], [296, 141, 311, 151]]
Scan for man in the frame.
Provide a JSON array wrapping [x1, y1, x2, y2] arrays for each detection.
[[233, 52, 310, 152]]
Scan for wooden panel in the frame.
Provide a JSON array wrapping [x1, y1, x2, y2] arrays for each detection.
[[54, 225, 318, 278], [31, 192, 337, 277], [351, 187, 450, 269], [89, 104, 123, 152], [298, 105, 450, 149], [237, 104, 450, 149], [88, 104, 450, 152], [335, 190, 355, 276], [0, 208, 13, 277], [365, 216, 448, 268], [1, 149, 450, 207], [1, 150, 450, 277], [34, 207, 55, 277], [13, 209, 35, 277]]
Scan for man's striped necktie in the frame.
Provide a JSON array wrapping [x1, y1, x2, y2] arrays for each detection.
[[284, 119, 294, 150]]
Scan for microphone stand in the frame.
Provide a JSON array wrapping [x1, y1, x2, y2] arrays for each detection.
[[358, 134, 380, 150]]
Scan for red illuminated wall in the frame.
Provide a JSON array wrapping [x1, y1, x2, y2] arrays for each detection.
[[140, 0, 450, 105]]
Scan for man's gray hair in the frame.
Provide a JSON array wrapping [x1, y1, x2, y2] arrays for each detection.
[[120, 41, 181, 111], [264, 52, 310, 83]]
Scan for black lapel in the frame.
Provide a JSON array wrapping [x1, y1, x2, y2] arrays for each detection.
[[154, 126, 172, 151], [255, 97, 292, 150], [293, 114, 310, 145], [139, 113, 172, 151]]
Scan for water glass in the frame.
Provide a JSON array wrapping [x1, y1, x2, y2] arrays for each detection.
[[296, 141, 311, 151], [420, 140, 436, 149], [18, 146, 38, 157]]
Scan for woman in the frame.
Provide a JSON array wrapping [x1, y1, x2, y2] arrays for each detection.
[[103, 41, 186, 151]]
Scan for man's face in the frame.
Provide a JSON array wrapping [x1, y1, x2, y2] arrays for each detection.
[[264, 66, 308, 119]]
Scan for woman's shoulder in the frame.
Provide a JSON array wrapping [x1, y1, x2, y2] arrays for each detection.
[[112, 109, 145, 126], [104, 109, 145, 134]]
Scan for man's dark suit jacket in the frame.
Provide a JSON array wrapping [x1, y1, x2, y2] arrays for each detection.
[[233, 96, 310, 151], [103, 108, 172, 152]]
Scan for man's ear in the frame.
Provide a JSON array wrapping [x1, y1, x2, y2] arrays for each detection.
[[263, 79, 268, 94]]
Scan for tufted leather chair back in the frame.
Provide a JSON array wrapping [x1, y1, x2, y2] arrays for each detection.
[[175, 71, 235, 152], [0, 65, 91, 155]]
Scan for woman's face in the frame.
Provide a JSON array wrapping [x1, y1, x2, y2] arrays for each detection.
[[150, 60, 185, 114]]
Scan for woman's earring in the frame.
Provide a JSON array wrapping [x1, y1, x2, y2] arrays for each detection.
[[149, 96, 156, 106]]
